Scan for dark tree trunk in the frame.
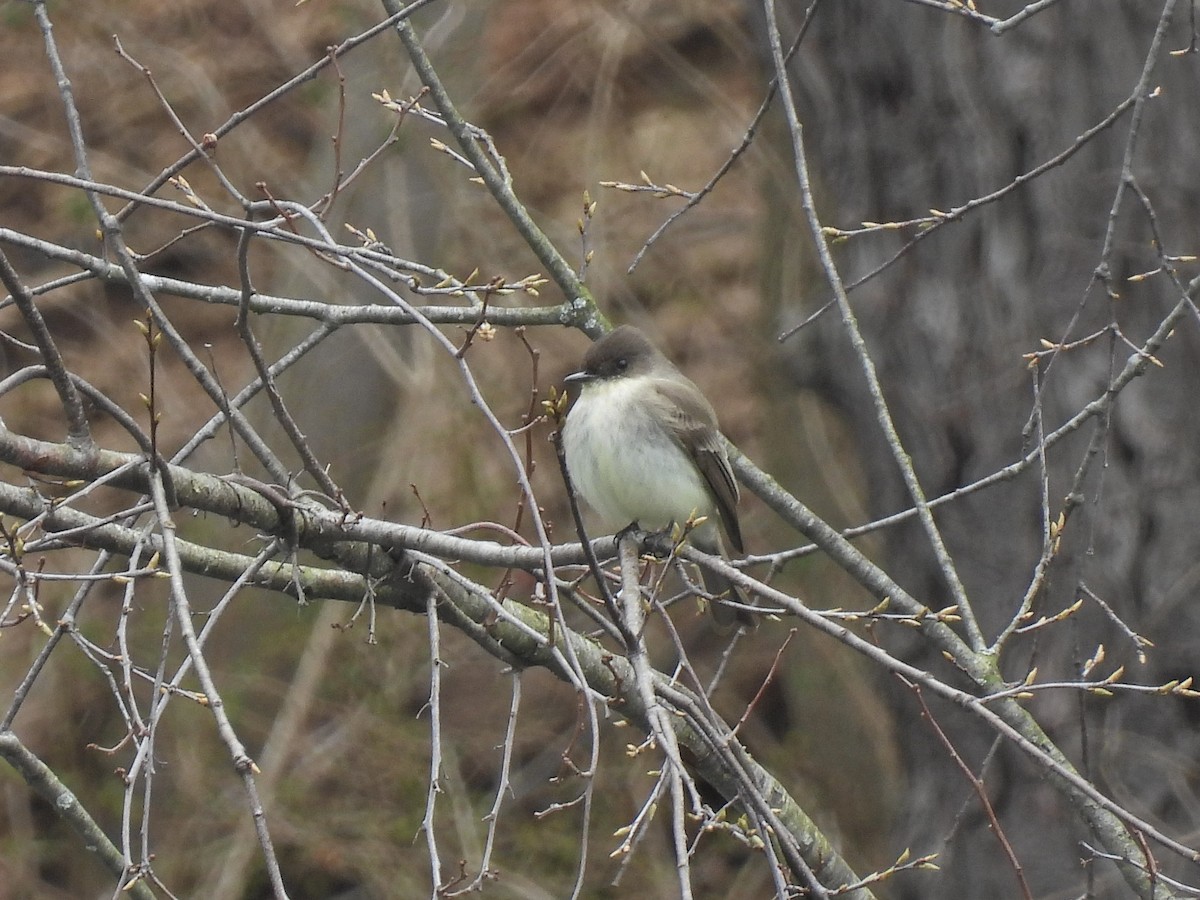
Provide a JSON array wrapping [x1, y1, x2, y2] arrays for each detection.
[[772, 1, 1200, 896]]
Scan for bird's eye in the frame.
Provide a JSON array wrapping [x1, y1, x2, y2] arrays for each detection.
[[616, 358, 628, 371]]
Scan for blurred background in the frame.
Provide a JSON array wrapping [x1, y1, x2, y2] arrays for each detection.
[[1, 1, 1198, 897]]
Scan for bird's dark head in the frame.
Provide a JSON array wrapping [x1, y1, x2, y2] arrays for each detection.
[[565, 325, 665, 385]]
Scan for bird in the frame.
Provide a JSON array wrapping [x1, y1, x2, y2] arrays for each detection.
[[562, 324, 753, 629]]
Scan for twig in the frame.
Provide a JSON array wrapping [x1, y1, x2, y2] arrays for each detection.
[[145, 469, 291, 898], [614, 533, 695, 900], [622, 0, 823, 274], [903, 677, 1033, 900], [731, 629, 796, 737], [0, 731, 157, 900], [0, 250, 91, 449], [112, 0, 442, 224], [759, 0, 984, 651], [422, 583, 446, 895], [383, 3, 603, 333], [234, 227, 341, 497]]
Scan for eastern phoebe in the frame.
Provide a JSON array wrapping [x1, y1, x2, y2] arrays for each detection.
[[562, 325, 752, 628]]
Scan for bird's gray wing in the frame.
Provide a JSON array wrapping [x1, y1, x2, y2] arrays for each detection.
[[651, 375, 744, 553]]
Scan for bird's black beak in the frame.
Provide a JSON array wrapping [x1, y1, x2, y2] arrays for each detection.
[[563, 370, 593, 385]]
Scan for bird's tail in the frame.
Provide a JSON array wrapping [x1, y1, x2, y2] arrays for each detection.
[[693, 535, 755, 631]]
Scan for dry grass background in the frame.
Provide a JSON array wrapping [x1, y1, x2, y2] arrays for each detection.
[[0, 2, 896, 898]]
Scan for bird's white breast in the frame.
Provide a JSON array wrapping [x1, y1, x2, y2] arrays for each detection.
[[563, 377, 714, 533]]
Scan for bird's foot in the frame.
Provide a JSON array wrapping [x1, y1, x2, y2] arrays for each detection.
[[640, 527, 678, 559], [614, 522, 680, 559]]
